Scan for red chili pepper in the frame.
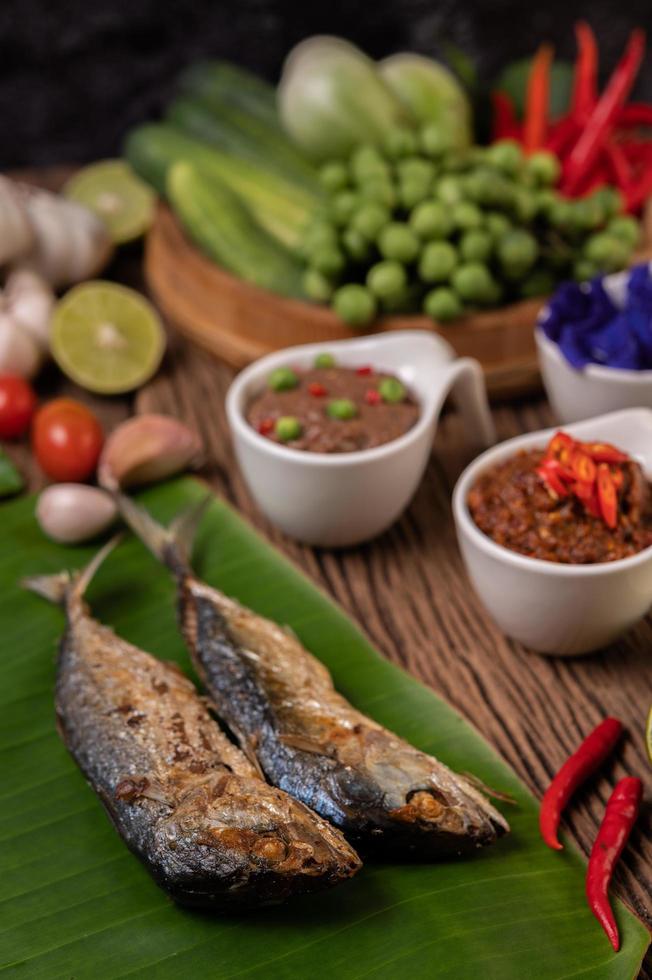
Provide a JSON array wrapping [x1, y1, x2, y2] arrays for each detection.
[[491, 91, 522, 141], [582, 441, 629, 464], [536, 459, 569, 498], [546, 117, 581, 156], [257, 418, 274, 436], [571, 450, 597, 483], [624, 164, 652, 212], [539, 717, 623, 851], [603, 142, 633, 191], [617, 102, 652, 128], [308, 381, 328, 397], [355, 365, 373, 376], [524, 43, 554, 153], [586, 776, 643, 951], [564, 30, 646, 194], [597, 463, 618, 528], [364, 389, 381, 405], [571, 21, 598, 121]]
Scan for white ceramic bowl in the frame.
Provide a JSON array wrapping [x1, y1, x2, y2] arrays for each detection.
[[227, 331, 495, 547], [536, 265, 652, 423], [453, 409, 652, 656]]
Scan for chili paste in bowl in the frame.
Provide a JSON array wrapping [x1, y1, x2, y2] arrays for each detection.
[[468, 431, 652, 565], [246, 355, 419, 454]]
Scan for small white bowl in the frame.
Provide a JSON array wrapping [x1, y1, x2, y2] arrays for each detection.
[[226, 331, 495, 547], [453, 409, 652, 656], [536, 265, 652, 423]]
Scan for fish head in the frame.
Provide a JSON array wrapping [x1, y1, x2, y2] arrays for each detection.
[[150, 770, 361, 908]]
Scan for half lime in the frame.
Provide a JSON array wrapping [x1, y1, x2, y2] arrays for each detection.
[[51, 281, 165, 394], [64, 160, 156, 244]]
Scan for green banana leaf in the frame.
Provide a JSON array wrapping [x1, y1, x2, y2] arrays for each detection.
[[1, 478, 649, 978]]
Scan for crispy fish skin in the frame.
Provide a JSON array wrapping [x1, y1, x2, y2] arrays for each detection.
[[23, 545, 360, 910], [119, 497, 509, 857]]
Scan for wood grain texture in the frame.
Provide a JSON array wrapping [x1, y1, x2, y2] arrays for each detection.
[[5, 169, 651, 974]]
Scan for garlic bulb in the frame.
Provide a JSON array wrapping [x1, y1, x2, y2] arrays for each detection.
[[98, 414, 202, 491], [14, 184, 113, 288], [36, 484, 117, 544], [4, 269, 54, 350], [0, 175, 34, 265], [0, 312, 43, 378]]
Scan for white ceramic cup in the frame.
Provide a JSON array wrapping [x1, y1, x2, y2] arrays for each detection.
[[227, 331, 495, 547], [453, 409, 652, 656]]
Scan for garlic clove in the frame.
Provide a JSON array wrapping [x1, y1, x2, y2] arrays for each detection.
[[0, 175, 34, 265], [0, 312, 43, 379], [36, 484, 118, 544], [4, 268, 54, 351], [98, 414, 203, 491]]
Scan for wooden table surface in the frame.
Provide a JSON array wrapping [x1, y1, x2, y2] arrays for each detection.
[[6, 174, 652, 974]]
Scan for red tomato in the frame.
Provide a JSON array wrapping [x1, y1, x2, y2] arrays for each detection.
[[0, 375, 37, 439], [32, 398, 103, 482]]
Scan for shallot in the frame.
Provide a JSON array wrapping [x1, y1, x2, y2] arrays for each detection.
[[36, 484, 117, 544], [98, 414, 202, 491]]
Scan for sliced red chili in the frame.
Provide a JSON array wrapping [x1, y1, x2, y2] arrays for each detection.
[[308, 382, 328, 397], [539, 717, 623, 850], [537, 460, 569, 498], [257, 418, 274, 436], [573, 480, 602, 518], [582, 441, 629, 464], [355, 365, 373, 376], [610, 467, 624, 490], [597, 463, 618, 528], [546, 431, 576, 460], [571, 450, 597, 483], [364, 389, 381, 405]]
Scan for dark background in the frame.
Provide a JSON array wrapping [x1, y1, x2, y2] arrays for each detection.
[[1, 0, 652, 168]]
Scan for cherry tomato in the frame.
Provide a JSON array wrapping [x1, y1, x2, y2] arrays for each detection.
[[0, 376, 37, 439], [32, 399, 103, 482]]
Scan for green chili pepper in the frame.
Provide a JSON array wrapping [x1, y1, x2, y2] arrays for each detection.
[[379, 378, 406, 403], [275, 416, 302, 441], [327, 399, 358, 420], [268, 367, 299, 392]]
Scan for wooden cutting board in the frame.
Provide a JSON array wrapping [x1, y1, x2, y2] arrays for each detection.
[[145, 204, 652, 400]]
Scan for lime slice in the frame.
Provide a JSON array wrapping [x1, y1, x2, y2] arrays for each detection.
[[51, 281, 165, 394], [646, 705, 652, 765], [64, 160, 156, 244]]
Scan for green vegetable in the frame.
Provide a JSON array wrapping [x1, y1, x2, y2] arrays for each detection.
[[351, 202, 391, 240], [125, 124, 321, 250], [608, 215, 640, 247], [326, 398, 358, 420], [332, 190, 359, 225], [409, 201, 453, 240], [314, 352, 336, 368], [420, 123, 450, 158], [452, 202, 483, 231], [0, 449, 23, 498], [383, 126, 419, 159], [300, 220, 338, 258], [423, 287, 463, 321], [278, 37, 408, 161], [497, 229, 538, 279], [268, 366, 299, 391], [378, 223, 420, 263], [378, 377, 406, 403], [178, 60, 279, 128], [275, 416, 302, 441], [485, 140, 523, 176], [341, 227, 371, 262], [494, 57, 573, 120], [366, 261, 408, 302], [418, 241, 458, 283], [525, 151, 561, 187], [485, 211, 512, 240], [311, 246, 345, 277], [519, 268, 556, 298], [396, 157, 435, 185], [166, 95, 321, 194], [333, 284, 377, 326], [573, 259, 599, 281], [398, 179, 431, 210], [319, 161, 349, 192], [350, 145, 390, 183], [166, 162, 305, 297], [459, 230, 492, 263], [452, 263, 496, 303], [378, 53, 472, 151], [583, 233, 631, 272], [303, 268, 334, 302], [435, 175, 465, 206]]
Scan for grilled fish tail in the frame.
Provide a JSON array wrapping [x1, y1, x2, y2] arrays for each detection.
[[114, 491, 209, 579], [22, 534, 122, 606]]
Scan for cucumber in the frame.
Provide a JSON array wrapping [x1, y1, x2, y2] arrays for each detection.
[[124, 124, 320, 250], [167, 161, 305, 298], [166, 95, 321, 194], [178, 61, 279, 128]]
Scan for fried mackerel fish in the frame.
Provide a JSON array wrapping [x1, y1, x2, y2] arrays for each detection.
[[23, 542, 360, 910], [119, 497, 509, 857]]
